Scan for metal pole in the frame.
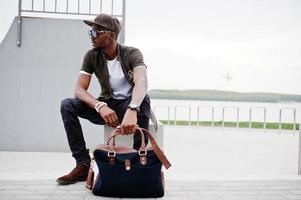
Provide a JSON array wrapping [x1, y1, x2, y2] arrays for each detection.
[[43, 0, 45, 11], [120, 0, 126, 44], [279, 107, 297, 131], [263, 108, 266, 130], [153, 105, 171, 125], [111, 0, 114, 15], [17, 0, 22, 47], [100, 0, 102, 13], [31, 0, 34, 11], [236, 108, 240, 128], [55, 0, 57, 12], [298, 123, 301, 175], [249, 108, 252, 129], [294, 108, 296, 131], [188, 106, 191, 126], [174, 107, 177, 125], [173, 105, 190, 126], [66, 0, 69, 13], [279, 109, 282, 130], [211, 107, 214, 127], [222, 107, 225, 128], [197, 107, 200, 126], [89, 0, 91, 14], [78, 0, 80, 14], [167, 106, 170, 125]]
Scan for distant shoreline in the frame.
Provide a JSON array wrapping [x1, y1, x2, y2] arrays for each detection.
[[148, 89, 301, 103]]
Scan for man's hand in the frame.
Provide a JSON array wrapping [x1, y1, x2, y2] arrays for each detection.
[[120, 109, 137, 134], [98, 106, 119, 128]]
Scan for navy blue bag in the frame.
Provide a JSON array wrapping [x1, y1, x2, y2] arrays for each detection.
[[86, 127, 171, 198]]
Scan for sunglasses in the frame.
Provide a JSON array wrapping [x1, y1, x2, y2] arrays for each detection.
[[88, 29, 111, 38]]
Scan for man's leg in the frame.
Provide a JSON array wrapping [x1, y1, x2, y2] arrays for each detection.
[[60, 98, 105, 163], [58, 98, 105, 184]]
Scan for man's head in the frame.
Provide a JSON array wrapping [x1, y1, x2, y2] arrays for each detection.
[[84, 14, 121, 48]]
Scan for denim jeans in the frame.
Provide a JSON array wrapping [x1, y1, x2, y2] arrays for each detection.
[[60, 95, 151, 164]]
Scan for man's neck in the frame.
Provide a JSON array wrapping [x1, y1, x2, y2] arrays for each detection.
[[103, 42, 118, 60]]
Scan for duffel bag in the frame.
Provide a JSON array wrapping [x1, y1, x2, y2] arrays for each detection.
[[85, 126, 171, 198]]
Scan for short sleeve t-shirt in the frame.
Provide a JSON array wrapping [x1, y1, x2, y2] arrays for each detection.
[[79, 45, 147, 99], [106, 58, 132, 99]]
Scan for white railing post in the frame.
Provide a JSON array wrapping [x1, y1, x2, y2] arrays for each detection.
[[222, 106, 239, 128], [197, 106, 214, 127], [279, 107, 297, 131], [298, 123, 301, 175], [249, 107, 266, 129], [174, 105, 191, 126]]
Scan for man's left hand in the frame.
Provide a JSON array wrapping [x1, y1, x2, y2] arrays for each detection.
[[120, 109, 137, 134]]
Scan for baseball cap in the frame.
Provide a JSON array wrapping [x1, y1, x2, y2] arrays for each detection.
[[84, 13, 121, 37]]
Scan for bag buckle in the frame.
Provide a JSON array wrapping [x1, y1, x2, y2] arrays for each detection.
[[107, 151, 116, 165], [138, 149, 147, 156], [107, 151, 116, 157]]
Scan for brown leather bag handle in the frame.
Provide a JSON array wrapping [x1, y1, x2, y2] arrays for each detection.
[[107, 127, 146, 150], [107, 125, 141, 146], [106, 127, 171, 170]]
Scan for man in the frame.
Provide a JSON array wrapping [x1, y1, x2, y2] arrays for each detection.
[[57, 13, 151, 185]]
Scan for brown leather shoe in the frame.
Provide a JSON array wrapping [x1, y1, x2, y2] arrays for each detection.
[[56, 162, 90, 185]]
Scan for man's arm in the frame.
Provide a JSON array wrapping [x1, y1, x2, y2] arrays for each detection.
[[120, 66, 148, 134], [130, 66, 148, 106], [75, 74, 119, 127], [75, 74, 99, 108]]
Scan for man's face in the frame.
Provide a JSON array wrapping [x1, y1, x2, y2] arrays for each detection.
[[89, 25, 114, 48]]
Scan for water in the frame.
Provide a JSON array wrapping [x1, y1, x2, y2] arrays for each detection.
[[151, 99, 301, 124]]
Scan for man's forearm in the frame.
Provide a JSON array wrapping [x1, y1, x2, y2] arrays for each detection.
[[75, 87, 99, 109], [130, 78, 148, 106]]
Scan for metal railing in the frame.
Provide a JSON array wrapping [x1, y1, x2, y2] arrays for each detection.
[[249, 107, 266, 129], [197, 106, 214, 126], [152, 104, 298, 131], [222, 106, 239, 128], [174, 105, 191, 125], [17, 0, 126, 46], [279, 107, 297, 131], [153, 105, 171, 125]]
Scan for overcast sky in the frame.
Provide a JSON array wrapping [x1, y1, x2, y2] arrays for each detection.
[[1, 0, 301, 94]]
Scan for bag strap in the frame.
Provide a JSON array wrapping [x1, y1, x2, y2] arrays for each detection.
[[107, 128, 146, 150], [137, 127, 171, 169]]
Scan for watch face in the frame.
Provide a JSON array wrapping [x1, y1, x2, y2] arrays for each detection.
[[128, 104, 139, 111], [130, 104, 138, 109]]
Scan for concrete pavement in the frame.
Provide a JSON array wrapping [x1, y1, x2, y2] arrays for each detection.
[[1, 179, 301, 200], [1, 126, 301, 199], [1, 151, 301, 200]]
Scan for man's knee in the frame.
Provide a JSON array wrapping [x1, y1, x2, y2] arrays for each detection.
[[137, 116, 149, 129], [60, 98, 78, 115]]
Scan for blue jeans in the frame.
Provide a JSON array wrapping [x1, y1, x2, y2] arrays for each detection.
[[60, 95, 151, 164]]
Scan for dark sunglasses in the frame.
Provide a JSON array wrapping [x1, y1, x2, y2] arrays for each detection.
[[88, 29, 111, 38]]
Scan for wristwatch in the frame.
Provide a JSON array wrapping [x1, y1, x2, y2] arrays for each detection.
[[127, 103, 140, 112]]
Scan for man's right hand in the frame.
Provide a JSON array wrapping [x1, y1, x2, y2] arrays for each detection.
[[98, 106, 119, 128]]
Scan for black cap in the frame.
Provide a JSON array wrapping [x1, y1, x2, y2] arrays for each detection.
[[84, 13, 121, 37]]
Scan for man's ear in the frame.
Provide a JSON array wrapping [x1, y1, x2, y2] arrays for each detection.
[[110, 32, 117, 40]]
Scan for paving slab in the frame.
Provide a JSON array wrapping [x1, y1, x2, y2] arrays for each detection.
[[1, 180, 301, 200]]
